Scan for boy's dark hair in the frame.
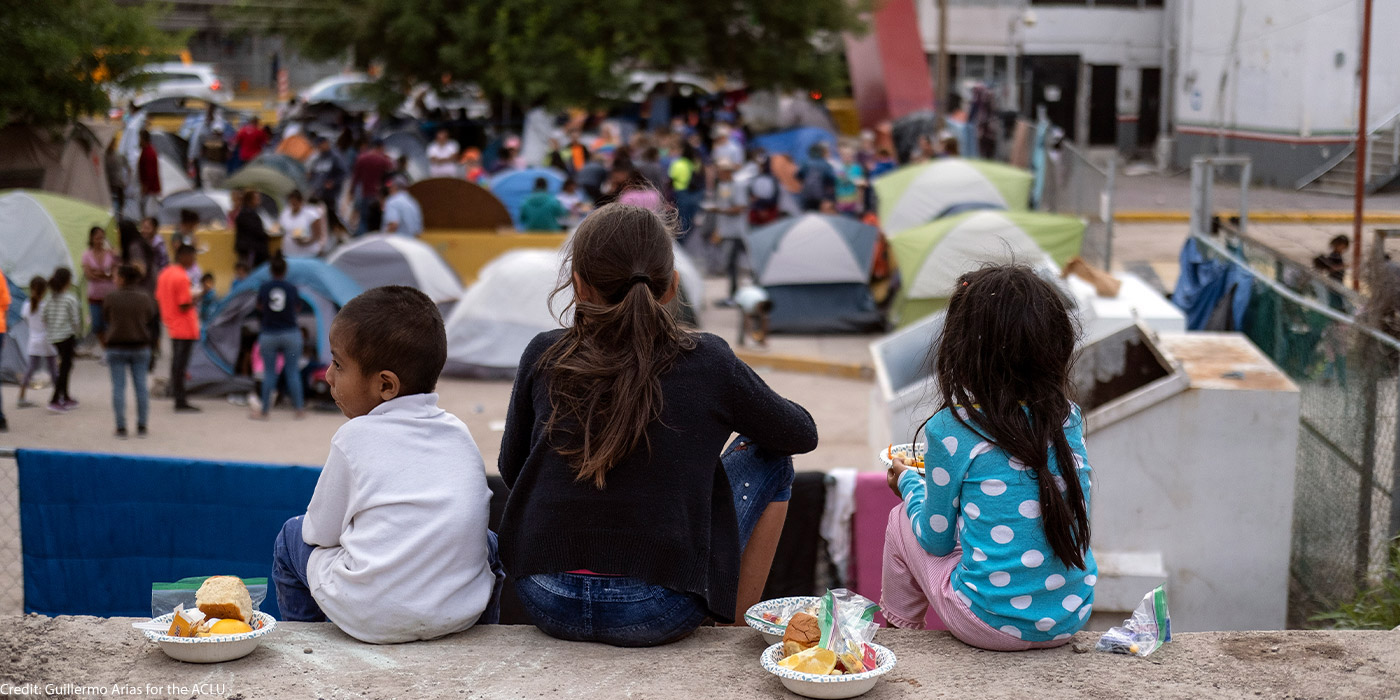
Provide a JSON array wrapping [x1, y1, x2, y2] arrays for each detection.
[[176, 244, 197, 258], [1330, 235, 1351, 249], [932, 264, 1091, 570], [234, 262, 251, 274], [49, 267, 73, 293], [200, 273, 215, 284], [533, 177, 548, 191], [180, 209, 199, 226], [269, 252, 288, 277], [335, 286, 446, 395], [119, 264, 143, 284]]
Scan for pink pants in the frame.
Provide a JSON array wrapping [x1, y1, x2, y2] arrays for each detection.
[[881, 505, 1069, 652]]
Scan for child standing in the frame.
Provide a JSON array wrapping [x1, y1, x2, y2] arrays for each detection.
[[17, 277, 57, 408], [882, 265, 1096, 651], [42, 268, 82, 413], [271, 285, 502, 643], [103, 265, 158, 438]]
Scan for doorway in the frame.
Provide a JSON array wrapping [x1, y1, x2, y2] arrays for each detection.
[[1088, 64, 1118, 146], [1138, 67, 1162, 147], [1024, 55, 1080, 141]]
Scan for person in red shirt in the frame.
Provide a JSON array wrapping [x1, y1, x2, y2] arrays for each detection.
[[155, 245, 202, 413], [137, 130, 161, 218], [233, 116, 270, 166], [350, 138, 394, 236]]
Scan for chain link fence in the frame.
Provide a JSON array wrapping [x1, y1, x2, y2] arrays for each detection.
[[1043, 140, 1116, 271], [1193, 232, 1400, 626], [1, 448, 21, 615]]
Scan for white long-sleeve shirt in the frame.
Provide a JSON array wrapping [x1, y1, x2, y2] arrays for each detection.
[[302, 393, 495, 643]]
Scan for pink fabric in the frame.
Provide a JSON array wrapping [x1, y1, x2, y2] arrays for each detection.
[[850, 473, 944, 629], [880, 505, 1068, 652]]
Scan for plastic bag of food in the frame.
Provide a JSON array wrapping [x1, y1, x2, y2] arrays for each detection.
[[151, 576, 267, 619], [817, 589, 880, 673], [1095, 584, 1171, 657], [747, 597, 821, 628]]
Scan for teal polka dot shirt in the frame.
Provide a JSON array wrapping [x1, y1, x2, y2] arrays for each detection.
[[898, 405, 1097, 642]]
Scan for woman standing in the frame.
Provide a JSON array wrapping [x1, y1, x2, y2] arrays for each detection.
[[43, 268, 82, 413], [277, 190, 325, 258], [16, 277, 57, 408], [81, 226, 117, 351], [235, 190, 271, 268]]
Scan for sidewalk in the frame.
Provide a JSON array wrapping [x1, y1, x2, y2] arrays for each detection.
[[8, 616, 1398, 699]]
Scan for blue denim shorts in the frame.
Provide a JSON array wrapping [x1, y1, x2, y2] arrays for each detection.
[[515, 435, 796, 647]]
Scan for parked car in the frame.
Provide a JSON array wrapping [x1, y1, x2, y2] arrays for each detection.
[[108, 62, 235, 109]]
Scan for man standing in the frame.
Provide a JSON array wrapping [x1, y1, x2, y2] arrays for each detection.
[[187, 104, 228, 189], [427, 129, 461, 178], [350, 139, 394, 235], [232, 116, 270, 169], [137, 130, 161, 218], [103, 265, 158, 438], [307, 138, 347, 235], [709, 160, 748, 305], [155, 245, 201, 413], [382, 176, 424, 237], [796, 143, 838, 212]]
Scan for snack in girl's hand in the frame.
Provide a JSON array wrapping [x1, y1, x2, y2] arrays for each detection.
[[195, 576, 254, 623]]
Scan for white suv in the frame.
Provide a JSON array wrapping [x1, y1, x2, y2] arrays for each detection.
[[108, 62, 234, 109]]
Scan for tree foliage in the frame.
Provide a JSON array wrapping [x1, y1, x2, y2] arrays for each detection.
[[261, 0, 866, 109], [0, 0, 183, 127]]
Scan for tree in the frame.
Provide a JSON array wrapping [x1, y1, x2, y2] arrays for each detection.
[[0, 1, 183, 127], [256, 0, 866, 109]]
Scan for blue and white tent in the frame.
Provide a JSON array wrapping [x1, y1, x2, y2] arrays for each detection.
[[188, 258, 362, 396], [745, 213, 884, 333]]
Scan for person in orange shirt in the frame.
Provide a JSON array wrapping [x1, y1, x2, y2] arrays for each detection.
[[155, 245, 201, 413], [0, 267, 9, 432]]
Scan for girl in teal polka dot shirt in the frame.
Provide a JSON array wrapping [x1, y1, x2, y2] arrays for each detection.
[[881, 265, 1096, 650]]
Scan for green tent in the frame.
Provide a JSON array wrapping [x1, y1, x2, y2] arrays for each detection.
[[889, 210, 1085, 326], [224, 165, 298, 204], [874, 158, 1033, 235], [0, 189, 114, 288]]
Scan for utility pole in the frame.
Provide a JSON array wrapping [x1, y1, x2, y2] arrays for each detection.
[[1353, 0, 1373, 291], [935, 0, 949, 119]]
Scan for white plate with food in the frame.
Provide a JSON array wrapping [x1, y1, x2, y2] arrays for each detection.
[[878, 443, 927, 473], [760, 641, 897, 699], [743, 596, 822, 645], [141, 611, 276, 663]]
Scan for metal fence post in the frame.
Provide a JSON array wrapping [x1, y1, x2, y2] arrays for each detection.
[[1104, 156, 1116, 270]]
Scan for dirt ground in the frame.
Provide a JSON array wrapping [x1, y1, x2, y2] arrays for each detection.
[[4, 617, 1398, 699]]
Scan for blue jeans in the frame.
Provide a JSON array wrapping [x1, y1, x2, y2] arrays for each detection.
[[259, 330, 304, 414], [107, 347, 150, 431], [514, 436, 795, 647], [674, 189, 703, 243], [353, 196, 379, 236], [88, 301, 107, 336], [272, 515, 506, 624]]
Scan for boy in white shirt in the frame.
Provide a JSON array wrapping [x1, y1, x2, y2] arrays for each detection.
[[272, 285, 502, 643]]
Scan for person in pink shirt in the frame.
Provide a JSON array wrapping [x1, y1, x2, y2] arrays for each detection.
[[82, 226, 117, 350]]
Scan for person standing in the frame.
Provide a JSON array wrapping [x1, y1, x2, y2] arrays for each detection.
[[748, 156, 782, 227], [308, 138, 347, 235], [105, 140, 130, 218], [232, 116, 270, 169], [796, 143, 838, 212], [103, 265, 157, 438], [668, 143, 704, 241], [350, 139, 394, 236], [235, 190, 271, 268], [279, 190, 326, 257], [382, 176, 424, 237], [81, 226, 117, 352], [137, 130, 161, 218], [16, 276, 57, 410], [198, 124, 230, 190], [43, 268, 82, 414], [251, 254, 304, 420], [709, 161, 748, 305], [710, 126, 744, 171], [427, 129, 462, 178], [156, 245, 202, 413], [635, 147, 670, 198], [122, 219, 164, 367], [518, 177, 568, 232]]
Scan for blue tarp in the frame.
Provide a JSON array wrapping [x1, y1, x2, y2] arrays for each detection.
[[750, 127, 839, 166], [18, 449, 320, 619], [1172, 238, 1253, 331], [489, 168, 566, 229]]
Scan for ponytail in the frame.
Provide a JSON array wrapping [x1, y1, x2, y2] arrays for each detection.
[[538, 203, 696, 489], [28, 276, 48, 314]]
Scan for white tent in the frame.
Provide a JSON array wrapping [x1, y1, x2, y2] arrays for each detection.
[[0, 195, 71, 286], [326, 234, 464, 304], [443, 249, 571, 379]]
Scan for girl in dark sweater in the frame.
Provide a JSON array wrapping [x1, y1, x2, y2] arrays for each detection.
[[498, 202, 818, 647]]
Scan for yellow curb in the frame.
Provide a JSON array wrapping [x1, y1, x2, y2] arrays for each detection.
[[733, 350, 874, 381], [1116, 210, 1400, 224]]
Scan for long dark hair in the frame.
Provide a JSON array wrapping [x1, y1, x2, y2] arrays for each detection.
[[537, 203, 696, 489], [49, 267, 73, 295], [28, 276, 47, 313], [933, 265, 1090, 570]]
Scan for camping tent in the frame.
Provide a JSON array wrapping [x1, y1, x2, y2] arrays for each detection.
[[156, 189, 277, 229], [148, 131, 188, 166], [382, 131, 430, 182], [224, 165, 298, 204], [326, 234, 464, 304], [187, 259, 362, 396], [408, 178, 513, 230], [888, 210, 1085, 326], [249, 154, 308, 187], [750, 127, 840, 166], [443, 248, 569, 379], [873, 158, 1033, 235], [0, 190, 113, 288], [0, 123, 114, 208], [745, 214, 884, 333], [489, 168, 565, 229]]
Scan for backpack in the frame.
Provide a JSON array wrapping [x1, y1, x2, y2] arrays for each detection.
[[800, 161, 832, 205]]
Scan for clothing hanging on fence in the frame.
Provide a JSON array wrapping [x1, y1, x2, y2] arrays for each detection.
[[1172, 238, 1253, 331]]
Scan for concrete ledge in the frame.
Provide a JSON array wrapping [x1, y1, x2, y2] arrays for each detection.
[[4, 615, 1398, 699], [1116, 210, 1400, 224], [734, 350, 874, 380]]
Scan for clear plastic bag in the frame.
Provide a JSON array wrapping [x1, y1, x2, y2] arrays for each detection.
[[1095, 584, 1172, 657], [151, 576, 268, 619], [817, 589, 880, 673]]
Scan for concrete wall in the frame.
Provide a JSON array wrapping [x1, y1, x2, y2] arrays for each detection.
[[1088, 333, 1300, 632]]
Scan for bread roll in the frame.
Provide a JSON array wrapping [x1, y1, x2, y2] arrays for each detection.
[[783, 612, 821, 650], [195, 576, 253, 623]]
